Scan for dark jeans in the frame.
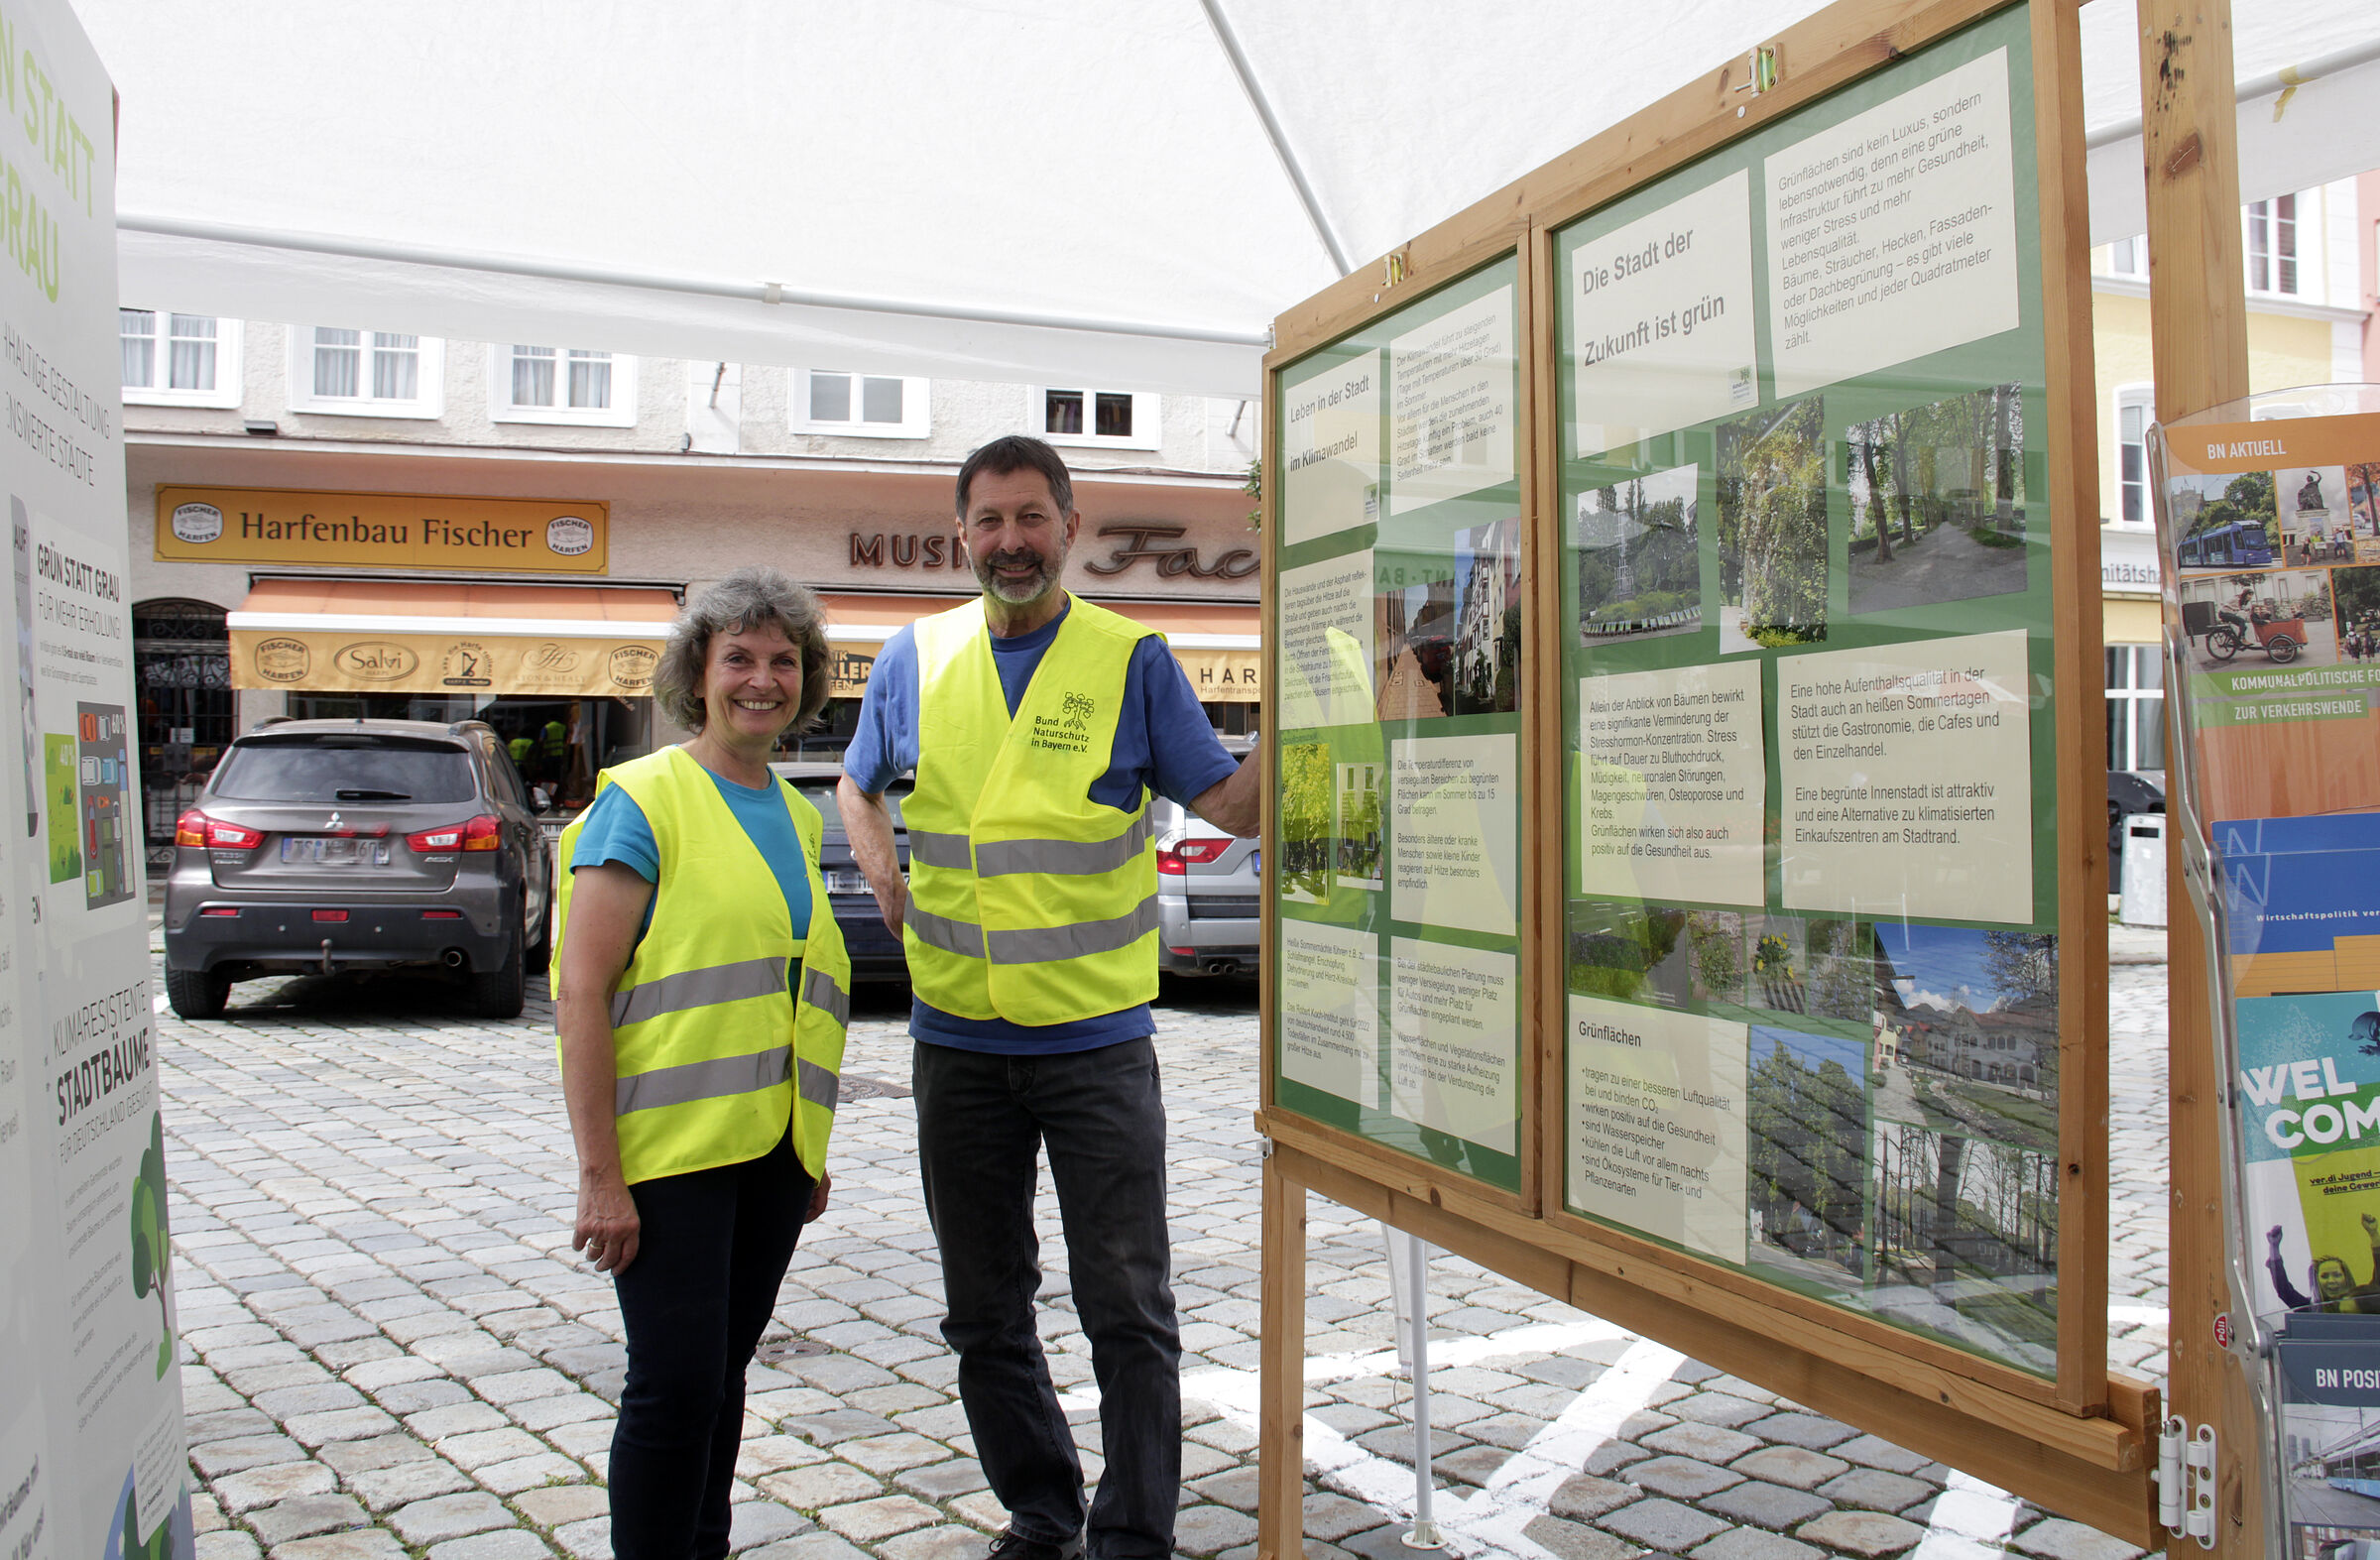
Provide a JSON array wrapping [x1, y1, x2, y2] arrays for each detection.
[[610, 1131, 815, 1560], [913, 1035, 1180, 1560]]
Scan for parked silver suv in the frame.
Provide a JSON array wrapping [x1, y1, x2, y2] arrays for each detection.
[[1153, 772, 1259, 980], [161, 718, 551, 1020]]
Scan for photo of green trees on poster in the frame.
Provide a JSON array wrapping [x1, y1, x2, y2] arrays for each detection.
[[1278, 739, 1333, 903], [1846, 383, 2028, 614], [1746, 1025, 1870, 1292], [1578, 463, 1701, 642], [1715, 398, 1828, 649]]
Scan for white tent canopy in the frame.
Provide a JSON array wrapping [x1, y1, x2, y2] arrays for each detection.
[[83, 0, 2380, 399]]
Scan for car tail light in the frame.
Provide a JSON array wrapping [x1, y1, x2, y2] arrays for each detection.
[[409, 815, 502, 853], [1169, 945, 1197, 956], [1174, 838, 1230, 865], [1155, 846, 1186, 876], [311, 909, 349, 922], [421, 909, 463, 919], [177, 810, 261, 850], [198, 906, 239, 918]]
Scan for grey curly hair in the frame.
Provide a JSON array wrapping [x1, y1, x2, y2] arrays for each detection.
[[654, 567, 833, 733]]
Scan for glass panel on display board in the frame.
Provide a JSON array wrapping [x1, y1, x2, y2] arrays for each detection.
[[2151, 383, 2380, 1556], [1270, 257, 1526, 1192], [1553, 4, 2064, 1376]]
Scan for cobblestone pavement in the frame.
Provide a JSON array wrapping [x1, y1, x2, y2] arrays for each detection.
[[160, 933, 2176, 1560]]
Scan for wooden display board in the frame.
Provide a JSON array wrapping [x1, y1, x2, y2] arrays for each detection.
[[1253, 0, 2156, 1547]]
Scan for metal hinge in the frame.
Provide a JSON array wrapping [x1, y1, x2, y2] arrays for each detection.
[[2155, 1415, 2216, 1547]]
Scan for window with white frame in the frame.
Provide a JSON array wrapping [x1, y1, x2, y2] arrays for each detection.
[[491, 345, 637, 426], [120, 310, 242, 407], [2246, 194, 2301, 296], [288, 327, 444, 417], [2105, 646, 2165, 774], [1035, 386, 1158, 449], [791, 370, 929, 437], [2114, 386, 2155, 527], [2105, 234, 2147, 279]]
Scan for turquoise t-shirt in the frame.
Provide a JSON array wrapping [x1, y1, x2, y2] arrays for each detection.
[[569, 762, 813, 943]]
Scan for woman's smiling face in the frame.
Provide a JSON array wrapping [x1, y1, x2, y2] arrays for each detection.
[[700, 624, 803, 747]]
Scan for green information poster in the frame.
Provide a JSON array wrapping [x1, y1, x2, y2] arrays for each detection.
[[1271, 258, 1526, 1192], [1553, 6, 2064, 1375]]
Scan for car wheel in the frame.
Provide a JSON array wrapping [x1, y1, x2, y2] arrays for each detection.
[[468, 910, 527, 1020], [166, 966, 231, 1020]]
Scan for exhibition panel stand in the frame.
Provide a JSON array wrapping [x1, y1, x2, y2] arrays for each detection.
[[0, 4, 198, 1560], [1253, 0, 2162, 1547]]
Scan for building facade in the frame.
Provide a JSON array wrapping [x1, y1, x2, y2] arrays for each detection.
[[120, 322, 1262, 856], [2091, 175, 2375, 783]]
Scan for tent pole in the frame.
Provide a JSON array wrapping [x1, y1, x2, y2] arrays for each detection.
[[1193, 0, 1353, 277]]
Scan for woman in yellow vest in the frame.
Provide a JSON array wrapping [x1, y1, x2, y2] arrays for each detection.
[[553, 567, 850, 1560]]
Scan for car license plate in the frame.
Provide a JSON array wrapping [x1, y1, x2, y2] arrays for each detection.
[[825, 870, 870, 894], [282, 836, 381, 865], [1249, 850, 1258, 873]]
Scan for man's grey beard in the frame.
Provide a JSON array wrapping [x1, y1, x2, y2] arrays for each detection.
[[974, 544, 1064, 606]]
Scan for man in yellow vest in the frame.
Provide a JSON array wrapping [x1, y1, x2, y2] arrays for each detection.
[[840, 436, 1258, 1560]]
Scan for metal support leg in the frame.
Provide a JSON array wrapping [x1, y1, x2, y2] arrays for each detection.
[[1388, 1226, 1447, 1550]]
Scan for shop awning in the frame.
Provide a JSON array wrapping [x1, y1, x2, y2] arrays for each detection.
[[820, 593, 1261, 703], [228, 579, 679, 697]]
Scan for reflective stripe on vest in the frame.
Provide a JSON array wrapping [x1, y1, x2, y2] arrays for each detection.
[[975, 812, 1152, 878], [905, 828, 971, 871], [906, 903, 985, 958], [609, 955, 788, 1028], [552, 746, 851, 1183], [797, 1056, 840, 1112], [907, 893, 1156, 964], [901, 595, 1160, 1024], [800, 963, 850, 1028], [906, 814, 1152, 879], [618, 1044, 789, 1116]]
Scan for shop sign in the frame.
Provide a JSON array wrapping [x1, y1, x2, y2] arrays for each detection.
[[156, 485, 609, 574], [2100, 527, 2162, 597], [825, 639, 1254, 703], [848, 523, 1257, 582], [231, 629, 662, 697]]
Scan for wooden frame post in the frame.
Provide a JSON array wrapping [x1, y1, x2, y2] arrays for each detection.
[[2141, 0, 2258, 1549], [1256, 1148, 1306, 1560]]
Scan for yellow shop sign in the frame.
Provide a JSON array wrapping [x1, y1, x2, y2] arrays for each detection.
[[230, 628, 662, 697], [155, 485, 608, 573]]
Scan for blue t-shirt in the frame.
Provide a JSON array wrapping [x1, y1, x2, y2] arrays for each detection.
[[569, 762, 814, 946], [843, 600, 1240, 1054]]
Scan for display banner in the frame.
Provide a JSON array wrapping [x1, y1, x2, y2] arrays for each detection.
[[1554, 6, 2062, 1378], [1270, 259, 1526, 1191], [228, 626, 661, 697], [155, 485, 609, 574], [2154, 388, 2380, 1551], [2, 8, 194, 1560]]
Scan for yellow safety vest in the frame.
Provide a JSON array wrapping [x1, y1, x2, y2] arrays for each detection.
[[903, 595, 1159, 1024], [554, 746, 849, 1183]]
